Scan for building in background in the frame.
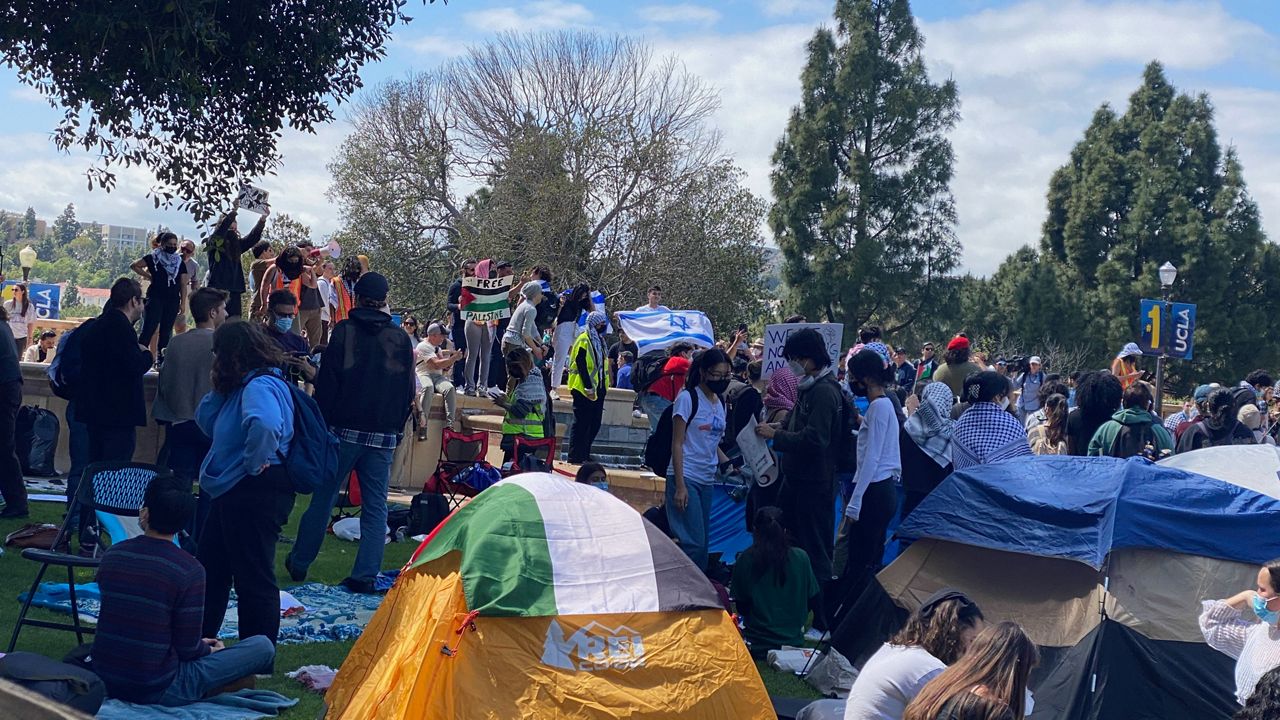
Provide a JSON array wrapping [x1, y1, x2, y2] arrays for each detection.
[[75, 287, 111, 311], [99, 224, 150, 253]]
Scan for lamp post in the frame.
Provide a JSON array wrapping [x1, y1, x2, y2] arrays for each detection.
[[1154, 261, 1177, 413], [18, 245, 36, 283]]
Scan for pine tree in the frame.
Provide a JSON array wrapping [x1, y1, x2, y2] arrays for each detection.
[[19, 206, 37, 240], [52, 203, 79, 247], [770, 0, 960, 337]]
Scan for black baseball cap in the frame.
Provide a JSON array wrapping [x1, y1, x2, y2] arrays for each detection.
[[919, 588, 976, 618]]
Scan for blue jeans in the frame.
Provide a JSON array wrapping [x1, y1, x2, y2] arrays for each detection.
[[290, 439, 395, 583], [156, 635, 275, 706], [665, 476, 714, 571], [639, 393, 672, 435]]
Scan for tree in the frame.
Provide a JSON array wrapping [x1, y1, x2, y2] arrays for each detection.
[[263, 213, 312, 248], [19, 207, 37, 240], [0, 0, 439, 224], [328, 31, 733, 315], [770, 0, 961, 340], [1035, 61, 1279, 386], [52, 204, 79, 248]]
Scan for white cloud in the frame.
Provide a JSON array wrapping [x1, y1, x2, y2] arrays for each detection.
[[637, 4, 721, 26], [8, 85, 42, 104], [464, 1, 593, 33], [757, 0, 827, 19], [402, 34, 467, 58]]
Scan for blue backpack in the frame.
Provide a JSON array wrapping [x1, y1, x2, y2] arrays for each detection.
[[251, 370, 339, 495], [48, 318, 93, 401]]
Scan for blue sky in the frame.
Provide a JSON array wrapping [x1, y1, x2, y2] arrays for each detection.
[[3, 0, 1279, 274]]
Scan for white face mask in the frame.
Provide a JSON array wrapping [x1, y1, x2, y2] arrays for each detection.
[[787, 360, 807, 378], [999, 396, 1010, 411]]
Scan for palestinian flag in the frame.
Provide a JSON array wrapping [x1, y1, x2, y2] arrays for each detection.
[[460, 275, 514, 320], [325, 474, 773, 720]]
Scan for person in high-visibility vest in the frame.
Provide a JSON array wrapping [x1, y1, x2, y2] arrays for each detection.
[[494, 349, 546, 467], [566, 310, 609, 463]]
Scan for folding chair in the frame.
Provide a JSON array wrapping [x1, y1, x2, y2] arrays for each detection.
[[424, 429, 491, 509], [508, 436, 557, 476], [9, 462, 162, 652], [331, 470, 363, 523]]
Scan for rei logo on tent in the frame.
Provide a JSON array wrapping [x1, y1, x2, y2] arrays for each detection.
[[541, 620, 646, 672]]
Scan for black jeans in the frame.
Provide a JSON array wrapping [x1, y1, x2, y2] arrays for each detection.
[[450, 321, 467, 386], [139, 294, 181, 352], [833, 478, 900, 623], [88, 425, 136, 464], [225, 291, 242, 318], [161, 420, 212, 547], [199, 465, 294, 644], [569, 388, 606, 463], [0, 380, 25, 512]]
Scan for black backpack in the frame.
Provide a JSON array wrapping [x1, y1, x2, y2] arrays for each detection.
[[535, 286, 560, 333], [48, 318, 93, 401], [835, 391, 859, 473], [0, 651, 105, 714], [644, 389, 699, 477], [631, 352, 669, 394], [1108, 422, 1156, 459], [25, 407, 59, 476]]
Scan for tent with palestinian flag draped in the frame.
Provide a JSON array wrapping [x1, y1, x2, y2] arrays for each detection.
[[459, 275, 514, 322], [323, 473, 772, 719]]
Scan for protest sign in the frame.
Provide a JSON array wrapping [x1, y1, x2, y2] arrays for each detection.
[[236, 184, 270, 215], [461, 276, 515, 321], [736, 416, 778, 487], [761, 323, 844, 379], [617, 310, 715, 355]]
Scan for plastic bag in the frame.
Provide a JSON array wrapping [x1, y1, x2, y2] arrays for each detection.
[[767, 646, 820, 674], [331, 517, 389, 544], [803, 646, 857, 697]]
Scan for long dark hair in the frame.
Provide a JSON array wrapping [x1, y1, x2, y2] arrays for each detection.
[[904, 622, 1039, 720], [10, 283, 29, 315], [211, 321, 286, 394], [686, 347, 731, 392], [1237, 665, 1280, 720], [1075, 371, 1123, 420], [890, 595, 985, 666], [747, 506, 791, 585], [1044, 393, 1069, 447]]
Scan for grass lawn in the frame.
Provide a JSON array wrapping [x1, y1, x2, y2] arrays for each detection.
[[2, 498, 820, 718]]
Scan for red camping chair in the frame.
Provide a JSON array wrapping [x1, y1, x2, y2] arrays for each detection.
[[506, 436, 557, 476], [331, 470, 363, 523], [424, 429, 492, 509]]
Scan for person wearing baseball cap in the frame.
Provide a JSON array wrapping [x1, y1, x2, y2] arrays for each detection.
[[1167, 382, 1220, 442], [931, 335, 982, 401], [915, 341, 938, 384], [289, 271, 416, 594], [1013, 355, 1045, 422]]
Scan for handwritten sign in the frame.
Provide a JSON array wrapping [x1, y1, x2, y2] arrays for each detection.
[[762, 323, 844, 379]]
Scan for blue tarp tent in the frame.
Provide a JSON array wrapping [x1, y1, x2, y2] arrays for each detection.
[[832, 453, 1280, 720], [898, 454, 1280, 569]]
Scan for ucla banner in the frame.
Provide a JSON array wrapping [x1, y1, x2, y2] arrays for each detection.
[[1, 281, 62, 320], [617, 310, 715, 355], [1139, 298, 1196, 360]]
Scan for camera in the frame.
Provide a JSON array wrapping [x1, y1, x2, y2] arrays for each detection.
[[1005, 355, 1029, 376]]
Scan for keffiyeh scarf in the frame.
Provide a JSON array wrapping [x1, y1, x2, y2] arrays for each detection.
[[952, 401, 1032, 471], [151, 247, 182, 286], [764, 365, 799, 415], [905, 381, 955, 467]]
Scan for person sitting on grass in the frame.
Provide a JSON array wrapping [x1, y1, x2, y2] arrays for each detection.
[[730, 506, 822, 659], [93, 474, 274, 706]]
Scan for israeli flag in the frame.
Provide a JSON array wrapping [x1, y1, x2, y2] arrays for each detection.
[[617, 310, 715, 355], [577, 290, 613, 333]]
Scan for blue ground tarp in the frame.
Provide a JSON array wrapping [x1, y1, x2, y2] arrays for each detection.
[[898, 455, 1280, 569]]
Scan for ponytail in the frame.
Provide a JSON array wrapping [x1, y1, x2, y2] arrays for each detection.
[[749, 506, 791, 586]]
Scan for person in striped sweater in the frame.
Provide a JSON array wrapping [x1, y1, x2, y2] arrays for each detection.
[[93, 475, 274, 705]]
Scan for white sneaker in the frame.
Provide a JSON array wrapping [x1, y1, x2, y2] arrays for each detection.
[[633, 409, 643, 418], [549, 390, 561, 401]]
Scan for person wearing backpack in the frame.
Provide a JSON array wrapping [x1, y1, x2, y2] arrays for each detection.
[[754, 329, 843, 606], [289, 272, 415, 594], [665, 347, 732, 571], [638, 342, 695, 435], [195, 321, 297, 645], [75, 278, 154, 464], [1087, 382, 1174, 459], [0, 303, 24, 519], [1176, 387, 1256, 453]]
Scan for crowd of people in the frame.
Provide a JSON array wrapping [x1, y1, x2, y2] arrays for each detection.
[[3, 209, 1280, 716]]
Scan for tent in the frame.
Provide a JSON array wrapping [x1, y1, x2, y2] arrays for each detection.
[[324, 472, 773, 719], [830, 454, 1280, 720]]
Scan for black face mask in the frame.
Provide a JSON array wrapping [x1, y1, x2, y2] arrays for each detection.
[[162, 246, 178, 254], [507, 366, 525, 380], [849, 379, 868, 396], [707, 378, 730, 395], [279, 259, 303, 280]]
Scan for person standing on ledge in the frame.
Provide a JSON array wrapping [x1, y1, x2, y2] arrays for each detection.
[[204, 207, 268, 317]]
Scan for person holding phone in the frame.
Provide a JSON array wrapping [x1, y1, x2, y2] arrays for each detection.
[[416, 322, 460, 429]]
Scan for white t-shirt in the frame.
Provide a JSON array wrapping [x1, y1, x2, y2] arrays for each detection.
[[847, 396, 902, 520], [843, 644, 945, 720], [415, 339, 447, 381], [634, 304, 671, 312], [317, 277, 333, 322], [673, 387, 725, 485]]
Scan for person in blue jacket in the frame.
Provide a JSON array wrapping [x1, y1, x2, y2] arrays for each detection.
[[195, 321, 295, 646]]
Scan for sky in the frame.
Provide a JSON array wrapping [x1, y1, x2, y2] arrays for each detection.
[[2, 0, 1279, 276]]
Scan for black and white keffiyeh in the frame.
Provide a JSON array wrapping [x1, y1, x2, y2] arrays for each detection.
[[905, 381, 955, 468], [952, 401, 1032, 471]]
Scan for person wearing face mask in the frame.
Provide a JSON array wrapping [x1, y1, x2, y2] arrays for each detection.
[[262, 290, 311, 356], [130, 231, 190, 355], [75, 278, 155, 464], [566, 310, 610, 464], [950, 371, 1032, 471], [204, 208, 268, 317], [666, 347, 732, 571], [259, 246, 321, 343], [1200, 558, 1280, 705], [755, 328, 844, 605], [493, 349, 547, 468]]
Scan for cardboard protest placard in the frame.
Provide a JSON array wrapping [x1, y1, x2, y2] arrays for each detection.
[[761, 323, 844, 379], [236, 184, 270, 215]]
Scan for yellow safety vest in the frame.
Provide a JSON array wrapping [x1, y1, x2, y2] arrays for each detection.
[[566, 332, 607, 396], [501, 389, 546, 439]]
